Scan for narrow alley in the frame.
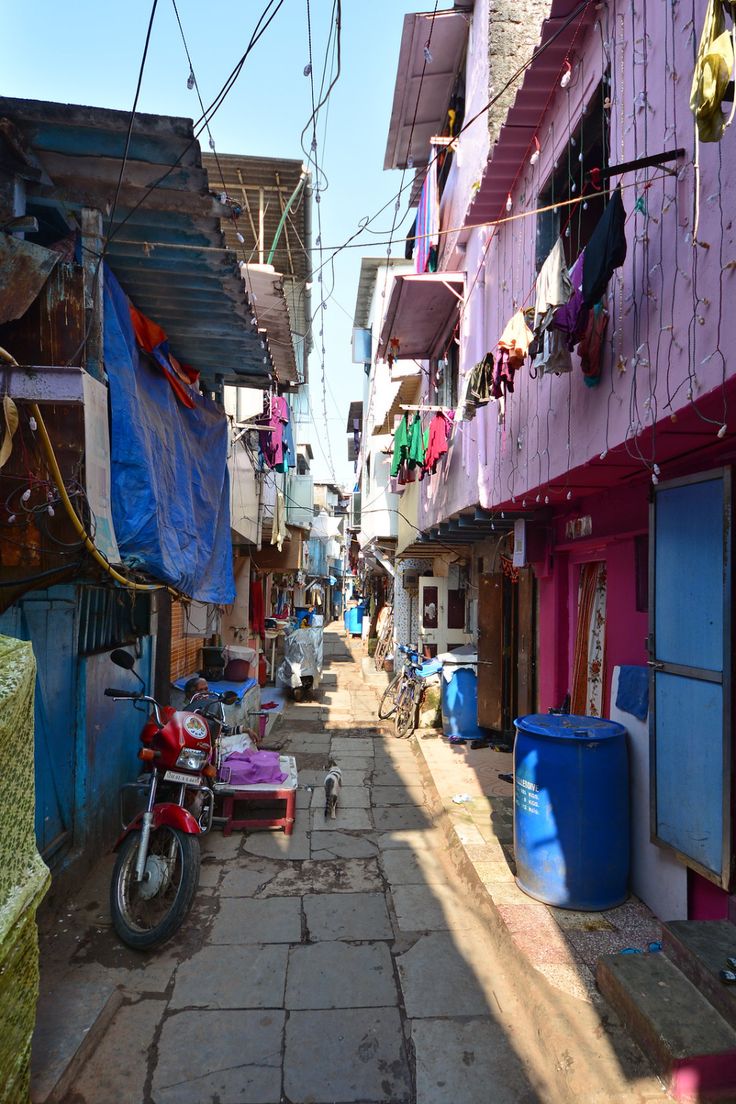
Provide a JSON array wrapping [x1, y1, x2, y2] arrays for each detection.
[[27, 632, 662, 1104]]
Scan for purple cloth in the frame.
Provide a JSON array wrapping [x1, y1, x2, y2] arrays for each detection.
[[553, 250, 589, 349], [258, 395, 289, 469], [219, 749, 288, 786]]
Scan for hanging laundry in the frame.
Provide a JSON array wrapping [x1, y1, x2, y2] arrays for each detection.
[[552, 250, 589, 349], [690, 0, 736, 142], [582, 187, 627, 307], [531, 327, 573, 377], [415, 158, 440, 274], [534, 238, 573, 331], [249, 574, 266, 638], [407, 414, 426, 469], [492, 349, 518, 399], [257, 393, 289, 469], [498, 311, 534, 371], [390, 414, 410, 477], [278, 406, 297, 472], [578, 299, 609, 387], [457, 355, 494, 421], [423, 411, 454, 475], [270, 490, 287, 551]]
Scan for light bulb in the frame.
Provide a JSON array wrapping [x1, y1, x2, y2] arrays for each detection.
[[236, 231, 245, 244], [303, 63, 312, 76], [423, 46, 433, 64], [522, 499, 527, 507], [8, 514, 15, 524], [566, 491, 572, 501], [407, 155, 414, 169], [47, 505, 55, 517], [187, 70, 195, 90], [651, 473, 659, 485], [718, 423, 727, 438], [505, 194, 513, 213], [21, 489, 31, 503], [530, 138, 540, 166], [535, 494, 541, 503], [653, 463, 661, 476], [28, 416, 37, 431], [208, 136, 215, 151], [544, 495, 549, 504], [560, 62, 572, 89], [599, 450, 608, 460]]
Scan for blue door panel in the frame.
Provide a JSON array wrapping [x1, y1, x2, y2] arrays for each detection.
[[654, 478, 724, 672], [0, 587, 77, 858], [652, 470, 731, 887], [654, 672, 723, 873]]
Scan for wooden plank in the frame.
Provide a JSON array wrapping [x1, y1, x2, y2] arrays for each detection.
[[477, 573, 503, 730], [516, 567, 536, 716]]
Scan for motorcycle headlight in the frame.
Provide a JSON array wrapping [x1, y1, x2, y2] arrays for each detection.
[[175, 748, 209, 770]]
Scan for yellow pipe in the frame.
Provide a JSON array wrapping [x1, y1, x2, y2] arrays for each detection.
[[0, 345, 173, 594]]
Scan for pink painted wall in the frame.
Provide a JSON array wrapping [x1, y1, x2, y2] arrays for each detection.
[[532, 479, 649, 714], [420, 0, 736, 534]]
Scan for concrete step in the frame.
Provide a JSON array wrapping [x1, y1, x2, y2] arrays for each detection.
[[597, 951, 736, 1101], [663, 920, 736, 1033], [31, 978, 123, 1103]]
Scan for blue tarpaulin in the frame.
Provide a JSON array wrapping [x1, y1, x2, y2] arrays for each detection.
[[103, 268, 235, 603]]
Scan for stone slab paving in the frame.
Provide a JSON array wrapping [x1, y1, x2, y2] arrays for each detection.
[[57, 630, 665, 1104]]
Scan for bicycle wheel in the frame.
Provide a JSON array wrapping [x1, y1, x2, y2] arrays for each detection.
[[394, 683, 417, 738], [378, 670, 402, 720]]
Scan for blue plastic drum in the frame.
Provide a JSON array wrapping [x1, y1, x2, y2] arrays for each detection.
[[344, 604, 365, 636], [439, 650, 488, 742], [513, 713, 629, 910]]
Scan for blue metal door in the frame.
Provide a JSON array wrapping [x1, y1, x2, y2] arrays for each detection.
[[650, 470, 732, 888], [0, 586, 77, 861]]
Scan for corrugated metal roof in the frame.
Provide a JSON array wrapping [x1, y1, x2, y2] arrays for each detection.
[[384, 10, 469, 171], [352, 257, 409, 330], [464, 0, 596, 226], [202, 152, 312, 358], [0, 96, 273, 388]]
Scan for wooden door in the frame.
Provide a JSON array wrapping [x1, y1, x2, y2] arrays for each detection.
[[477, 574, 504, 730]]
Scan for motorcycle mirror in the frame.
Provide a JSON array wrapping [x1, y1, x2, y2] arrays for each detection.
[[221, 691, 239, 705], [110, 649, 135, 670]]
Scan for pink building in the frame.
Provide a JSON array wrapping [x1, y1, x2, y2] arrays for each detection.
[[373, 0, 736, 932]]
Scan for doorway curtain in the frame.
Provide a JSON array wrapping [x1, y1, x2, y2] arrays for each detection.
[[571, 562, 607, 716]]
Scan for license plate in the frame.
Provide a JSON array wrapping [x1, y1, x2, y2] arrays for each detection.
[[164, 770, 197, 786]]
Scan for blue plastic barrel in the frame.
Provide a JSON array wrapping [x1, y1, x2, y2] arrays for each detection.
[[513, 713, 629, 910], [439, 649, 488, 742], [344, 604, 365, 636]]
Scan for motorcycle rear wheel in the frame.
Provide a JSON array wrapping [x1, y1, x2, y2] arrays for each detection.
[[110, 826, 200, 950]]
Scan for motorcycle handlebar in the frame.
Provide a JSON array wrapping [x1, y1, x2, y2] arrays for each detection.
[[104, 688, 140, 698]]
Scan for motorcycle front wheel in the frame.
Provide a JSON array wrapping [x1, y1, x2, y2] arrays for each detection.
[[110, 826, 200, 950]]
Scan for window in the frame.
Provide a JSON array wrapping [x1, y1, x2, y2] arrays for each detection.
[[434, 342, 459, 409], [536, 80, 610, 269]]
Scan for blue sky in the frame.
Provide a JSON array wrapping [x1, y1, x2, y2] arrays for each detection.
[[4, 0, 445, 485]]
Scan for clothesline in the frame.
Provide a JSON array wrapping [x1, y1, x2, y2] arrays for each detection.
[[399, 404, 449, 413]]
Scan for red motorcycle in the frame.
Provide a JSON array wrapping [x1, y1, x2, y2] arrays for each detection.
[[105, 648, 236, 949]]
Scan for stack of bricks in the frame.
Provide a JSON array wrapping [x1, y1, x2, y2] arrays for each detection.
[[169, 601, 205, 682]]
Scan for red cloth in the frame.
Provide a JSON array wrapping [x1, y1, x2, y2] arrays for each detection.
[[423, 412, 454, 474], [128, 302, 200, 407], [249, 576, 265, 638]]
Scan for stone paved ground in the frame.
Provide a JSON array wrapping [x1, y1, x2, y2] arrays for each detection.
[[40, 632, 668, 1104]]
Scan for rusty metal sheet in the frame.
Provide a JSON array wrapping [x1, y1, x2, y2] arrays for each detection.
[[0, 233, 60, 324]]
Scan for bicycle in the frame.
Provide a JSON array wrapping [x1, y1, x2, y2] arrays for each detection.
[[378, 645, 442, 738]]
